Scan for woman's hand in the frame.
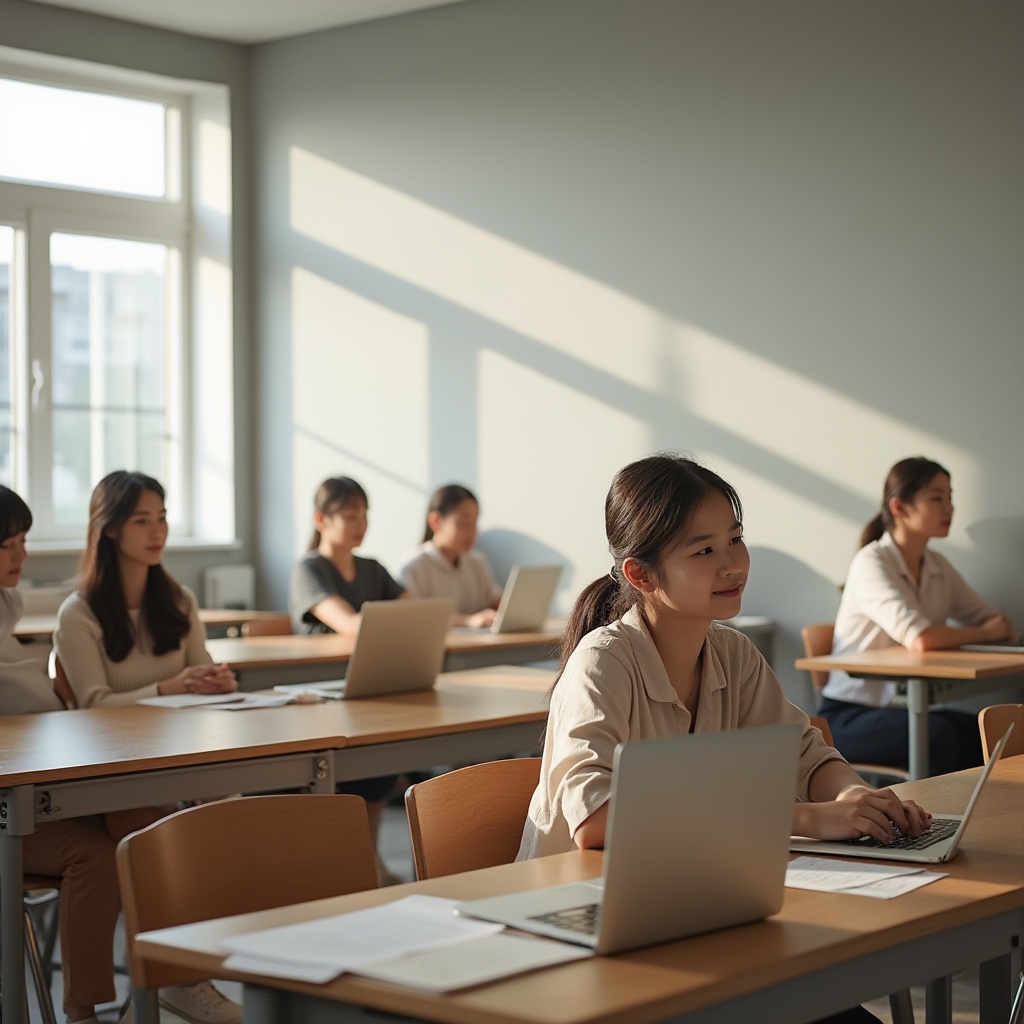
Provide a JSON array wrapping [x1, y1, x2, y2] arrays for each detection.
[[159, 663, 238, 695], [466, 608, 497, 628], [793, 785, 931, 843], [979, 614, 1016, 643]]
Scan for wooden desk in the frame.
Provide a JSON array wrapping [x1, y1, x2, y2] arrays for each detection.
[[208, 626, 562, 690], [0, 667, 551, 1022], [13, 607, 293, 641], [135, 759, 1024, 1024], [796, 648, 1024, 780]]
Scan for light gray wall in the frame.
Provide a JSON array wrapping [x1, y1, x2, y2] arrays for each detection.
[[251, 0, 1024, 706], [0, 0, 254, 599]]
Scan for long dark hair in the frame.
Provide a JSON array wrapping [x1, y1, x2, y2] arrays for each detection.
[[860, 457, 949, 548], [79, 471, 189, 662], [307, 476, 369, 552], [0, 485, 32, 543], [422, 484, 478, 543], [559, 453, 742, 674]]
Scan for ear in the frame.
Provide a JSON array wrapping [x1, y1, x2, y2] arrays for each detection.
[[426, 510, 443, 534], [621, 557, 657, 594], [313, 509, 330, 531], [888, 495, 908, 522]]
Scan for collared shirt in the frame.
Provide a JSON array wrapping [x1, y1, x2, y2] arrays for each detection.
[[517, 605, 842, 859], [822, 531, 999, 707], [397, 542, 501, 614]]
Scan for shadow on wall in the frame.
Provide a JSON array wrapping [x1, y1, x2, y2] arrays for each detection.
[[743, 546, 843, 715], [477, 529, 572, 608]]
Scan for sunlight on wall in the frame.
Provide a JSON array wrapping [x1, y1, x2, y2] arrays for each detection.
[[198, 117, 232, 216], [290, 267, 428, 557]]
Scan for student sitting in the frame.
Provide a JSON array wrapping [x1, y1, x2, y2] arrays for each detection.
[[819, 456, 1015, 775], [398, 483, 502, 627]]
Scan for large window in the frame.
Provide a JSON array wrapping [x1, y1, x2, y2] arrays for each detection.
[[0, 59, 229, 544]]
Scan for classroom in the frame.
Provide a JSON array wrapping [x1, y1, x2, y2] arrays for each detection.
[[0, 1, 1022, 1023]]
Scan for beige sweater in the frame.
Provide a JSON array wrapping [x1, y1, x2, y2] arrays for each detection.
[[54, 588, 213, 707]]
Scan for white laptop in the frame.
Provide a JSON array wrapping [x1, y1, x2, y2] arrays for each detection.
[[489, 564, 561, 633], [273, 598, 453, 700], [455, 724, 800, 955], [960, 643, 1024, 654], [790, 723, 1013, 864]]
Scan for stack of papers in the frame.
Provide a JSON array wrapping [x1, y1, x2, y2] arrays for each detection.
[[219, 895, 590, 991], [786, 856, 946, 898], [137, 693, 295, 710]]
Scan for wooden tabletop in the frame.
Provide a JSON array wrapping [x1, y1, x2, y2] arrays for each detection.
[[796, 648, 1024, 680], [13, 608, 293, 640], [0, 668, 552, 788], [135, 759, 1024, 1024]]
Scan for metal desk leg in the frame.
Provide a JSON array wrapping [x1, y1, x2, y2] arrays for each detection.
[[905, 678, 930, 780], [1, 786, 35, 1024], [979, 953, 1011, 1024], [926, 974, 952, 1024]]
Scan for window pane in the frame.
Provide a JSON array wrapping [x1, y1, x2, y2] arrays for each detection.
[[0, 79, 166, 197], [0, 226, 13, 486], [50, 233, 173, 524]]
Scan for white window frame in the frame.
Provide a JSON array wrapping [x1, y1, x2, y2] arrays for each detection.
[[0, 51, 236, 549]]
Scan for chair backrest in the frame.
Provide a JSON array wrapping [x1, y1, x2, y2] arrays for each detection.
[[978, 704, 1024, 761], [52, 656, 77, 709], [405, 757, 541, 880], [809, 715, 834, 747], [116, 794, 378, 989], [241, 614, 293, 637], [801, 623, 835, 691]]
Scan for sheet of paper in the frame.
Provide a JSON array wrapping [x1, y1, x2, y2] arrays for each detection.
[[786, 856, 923, 891], [205, 695, 295, 710], [221, 895, 503, 970], [353, 932, 592, 991], [840, 872, 946, 899], [136, 693, 245, 708], [223, 954, 341, 984]]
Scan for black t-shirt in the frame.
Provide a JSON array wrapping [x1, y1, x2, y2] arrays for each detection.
[[289, 554, 404, 634]]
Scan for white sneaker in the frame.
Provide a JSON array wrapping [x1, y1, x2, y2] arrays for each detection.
[[159, 982, 241, 1024]]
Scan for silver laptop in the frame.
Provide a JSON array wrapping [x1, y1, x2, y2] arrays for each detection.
[[455, 724, 800, 954], [273, 598, 453, 699], [790, 723, 1013, 864], [490, 564, 561, 633]]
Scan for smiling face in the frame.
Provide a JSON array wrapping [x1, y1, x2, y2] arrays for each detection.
[[0, 530, 27, 588], [626, 489, 749, 627], [893, 472, 953, 540], [109, 489, 168, 570]]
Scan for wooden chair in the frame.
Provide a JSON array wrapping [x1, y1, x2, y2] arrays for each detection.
[[977, 703, 1024, 761], [241, 614, 293, 637], [116, 794, 378, 1015], [405, 758, 540, 879], [801, 623, 909, 784], [52, 655, 77, 709]]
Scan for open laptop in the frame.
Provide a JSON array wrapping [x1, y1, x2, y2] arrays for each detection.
[[489, 564, 561, 633], [790, 723, 1013, 864], [455, 724, 800, 954], [273, 597, 453, 699]]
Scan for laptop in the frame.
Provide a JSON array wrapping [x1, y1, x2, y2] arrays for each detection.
[[489, 564, 561, 633], [455, 724, 800, 954], [273, 597, 454, 699], [790, 723, 1013, 864]]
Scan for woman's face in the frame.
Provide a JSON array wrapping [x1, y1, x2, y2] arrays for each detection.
[[110, 489, 168, 569], [316, 499, 368, 551], [431, 499, 479, 556], [0, 530, 27, 588], [896, 473, 954, 539]]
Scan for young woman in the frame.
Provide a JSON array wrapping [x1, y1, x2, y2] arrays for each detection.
[[820, 456, 1015, 775], [517, 454, 929, 1024], [290, 476, 407, 636], [0, 485, 124, 1024], [398, 483, 502, 627], [53, 471, 241, 1024], [54, 471, 236, 708], [289, 476, 408, 879]]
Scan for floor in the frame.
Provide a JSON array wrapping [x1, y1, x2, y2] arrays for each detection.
[[34, 803, 1007, 1023]]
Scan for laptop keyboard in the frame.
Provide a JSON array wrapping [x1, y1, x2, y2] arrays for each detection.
[[529, 903, 600, 935], [848, 816, 960, 850]]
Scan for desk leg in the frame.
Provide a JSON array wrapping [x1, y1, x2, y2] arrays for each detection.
[[926, 975, 952, 1024], [905, 678, 930, 780], [0, 786, 34, 1024], [979, 954, 1011, 1024]]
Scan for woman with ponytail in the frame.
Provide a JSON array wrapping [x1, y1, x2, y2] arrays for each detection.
[[518, 453, 927, 858], [820, 457, 1015, 775]]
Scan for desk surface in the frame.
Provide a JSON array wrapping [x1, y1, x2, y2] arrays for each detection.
[[137, 759, 1024, 1024], [13, 608, 292, 640], [0, 667, 551, 788], [796, 648, 1024, 681]]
